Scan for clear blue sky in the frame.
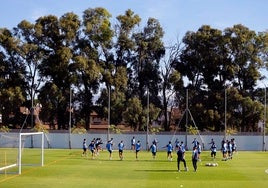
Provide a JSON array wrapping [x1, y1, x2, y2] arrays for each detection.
[[1, 0, 267, 44]]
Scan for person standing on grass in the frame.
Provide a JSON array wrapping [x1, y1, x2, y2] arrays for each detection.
[[227, 140, 233, 159], [210, 141, 217, 160], [88, 140, 96, 159], [166, 141, 173, 161], [106, 140, 113, 160], [192, 146, 198, 172], [131, 136, 136, 151], [231, 138, 237, 155], [221, 139, 228, 160], [82, 138, 87, 157], [118, 140, 125, 160], [135, 140, 141, 160], [177, 146, 188, 172], [197, 142, 202, 161], [150, 142, 157, 159], [95, 138, 103, 156]]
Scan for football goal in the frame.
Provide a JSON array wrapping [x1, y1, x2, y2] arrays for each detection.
[[0, 132, 44, 175]]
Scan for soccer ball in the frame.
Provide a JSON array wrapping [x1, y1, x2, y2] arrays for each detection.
[[206, 162, 218, 167]]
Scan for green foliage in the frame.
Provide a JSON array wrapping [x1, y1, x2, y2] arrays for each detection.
[[148, 103, 161, 122], [109, 124, 121, 134], [1, 7, 268, 133], [0, 125, 9, 132], [31, 123, 49, 133], [226, 127, 237, 136], [150, 127, 163, 134], [122, 97, 143, 131], [187, 125, 199, 135], [175, 24, 267, 132], [71, 126, 87, 134]]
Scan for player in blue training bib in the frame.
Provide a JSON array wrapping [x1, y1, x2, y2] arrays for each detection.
[[135, 140, 141, 160], [106, 140, 113, 160], [118, 140, 124, 160], [150, 142, 157, 159]]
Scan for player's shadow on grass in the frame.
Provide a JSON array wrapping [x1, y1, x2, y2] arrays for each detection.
[[100, 159, 176, 162]]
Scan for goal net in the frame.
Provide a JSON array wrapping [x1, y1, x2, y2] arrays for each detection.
[[0, 133, 19, 174], [0, 132, 44, 175]]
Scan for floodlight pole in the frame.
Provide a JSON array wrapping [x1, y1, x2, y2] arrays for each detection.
[[68, 87, 72, 149], [146, 86, 150, 151], [30, 89, 35, 148], [224, 88, 227, 140], [260, 81, 267, 151], [185, 89, 188, 147], [263, 85, 266, 151], [31, 88, 34, 128], [107, 85, 110, 142]]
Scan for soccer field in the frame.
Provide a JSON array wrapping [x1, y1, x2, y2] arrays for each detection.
[[0, 149, 268, 188]]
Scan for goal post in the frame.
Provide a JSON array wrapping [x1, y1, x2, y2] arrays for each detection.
[[0, 132, 44, 175], [18, 132, 44, 174]]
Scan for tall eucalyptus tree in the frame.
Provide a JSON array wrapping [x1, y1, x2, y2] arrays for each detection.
[[0, 28, 27, 127], [79, 7, 114, 129], [224, 24, 265, 131], [175, 24, 265, 131], [36, 13, 80, 129], [13, 20, 46, 127]]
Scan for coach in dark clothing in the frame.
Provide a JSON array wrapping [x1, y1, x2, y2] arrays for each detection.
[[177, 146, 188, 172]]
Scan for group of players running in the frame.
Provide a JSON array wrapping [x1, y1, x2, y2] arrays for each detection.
[[82, 137, 143, 160], [220, 138, 237, 160], [81, 136, 237, 172]]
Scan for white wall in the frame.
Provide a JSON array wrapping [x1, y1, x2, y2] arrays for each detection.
[[0, 132, 267, 151]]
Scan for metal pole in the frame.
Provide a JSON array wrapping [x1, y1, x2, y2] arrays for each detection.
[[18, 133, 22, 174], [107, 85, 110, 142], [224, 88, 227, 140], [146, 86, 149, 150], [31, 89, 34, 147], [68, 87, 72, 149], [31, 87, 34, 128], [185, 89, 188, 147], [263, 86, 266, 151]]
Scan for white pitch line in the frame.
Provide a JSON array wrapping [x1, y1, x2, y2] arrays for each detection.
[[0, 164, 17, 171]]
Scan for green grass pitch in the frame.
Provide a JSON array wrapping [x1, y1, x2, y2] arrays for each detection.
[[0, 149, 268, 188]]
